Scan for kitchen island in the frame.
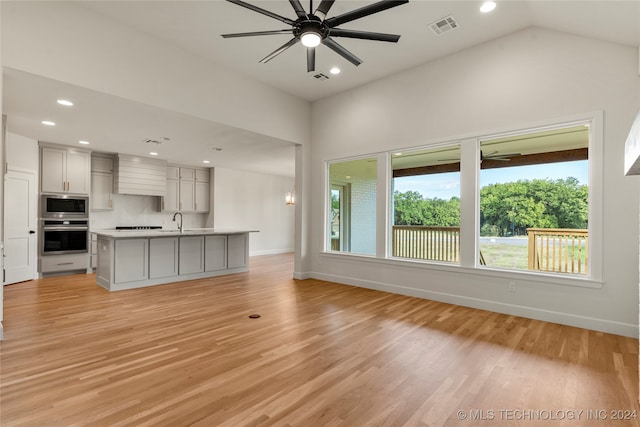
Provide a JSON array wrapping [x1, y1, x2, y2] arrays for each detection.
[[94, 229, 257, 291]]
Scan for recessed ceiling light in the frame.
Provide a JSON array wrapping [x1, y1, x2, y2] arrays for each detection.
[[149, 152, 159, 156], [480, 1, 496, 13], [78, 140, 90, 145], [330, 67, 341, 75], [212, 147, 223, 151], [394, 152, 403, 156], [41, 120, 56, 126], [203, 160, 211, 164], [57, 99, 73, 106]]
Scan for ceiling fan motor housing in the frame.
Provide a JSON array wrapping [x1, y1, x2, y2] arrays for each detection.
[[294, 16, 327, 40]]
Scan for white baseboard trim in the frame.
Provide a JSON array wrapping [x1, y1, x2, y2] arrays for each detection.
[[310, 272, 638, 338], [250, 248, 295, 257], [0, 322, 3, 341], [293, 271, 311, 280]]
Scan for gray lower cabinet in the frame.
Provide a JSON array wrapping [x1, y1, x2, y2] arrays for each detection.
[[227, 234, 248, 269], [149, 237, 178, 279], [205, 235, 227, 271], [179, 235, 204, 274], [114, 238, 149, 283], [95, 231, 253, 291]]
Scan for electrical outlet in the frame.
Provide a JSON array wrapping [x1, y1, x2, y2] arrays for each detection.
[[508, 281, 517, 292]]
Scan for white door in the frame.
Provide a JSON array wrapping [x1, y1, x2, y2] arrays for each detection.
[[4, 169, 37, 285]]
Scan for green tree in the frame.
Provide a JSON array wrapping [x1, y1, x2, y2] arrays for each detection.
[[394, 190, 425, 225], [394, 191, 460, 226], [480, 177, 587, 236]]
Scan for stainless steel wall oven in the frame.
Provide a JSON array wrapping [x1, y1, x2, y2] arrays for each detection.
[[41, 219, 89, 255]]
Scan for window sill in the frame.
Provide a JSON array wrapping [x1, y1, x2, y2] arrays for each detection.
[[320, 251, 603, 289]]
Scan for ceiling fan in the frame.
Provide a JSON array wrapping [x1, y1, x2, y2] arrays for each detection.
[[481, 150, 520, 162], [221, 0, 409, 72], [437, 150, 521, 163]]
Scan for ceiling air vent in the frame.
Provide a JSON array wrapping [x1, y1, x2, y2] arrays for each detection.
[[309, 72, 329, 81], [429, 15, 458, 35], [143, 137, 170, 145]]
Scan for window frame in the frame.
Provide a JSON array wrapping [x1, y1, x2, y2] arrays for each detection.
[[322, 111, 603, 288], [389, 142, 463, 265], [326, 155, 379, 255]]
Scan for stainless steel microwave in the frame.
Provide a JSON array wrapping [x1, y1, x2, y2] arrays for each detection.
[[41, 194, 89, 219]]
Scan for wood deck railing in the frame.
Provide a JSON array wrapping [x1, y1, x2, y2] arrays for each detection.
[[527, 228, 588, 274], [392, 226, 460, 262], [391, 226, 589, 274]]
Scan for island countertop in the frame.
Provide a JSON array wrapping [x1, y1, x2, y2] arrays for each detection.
[[93, 228, 259, 238]]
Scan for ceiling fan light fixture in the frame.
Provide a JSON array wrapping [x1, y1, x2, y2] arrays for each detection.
[[301, 31, 322, 47]]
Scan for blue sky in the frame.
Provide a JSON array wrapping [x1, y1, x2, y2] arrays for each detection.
[[393, 160, 588, 200]]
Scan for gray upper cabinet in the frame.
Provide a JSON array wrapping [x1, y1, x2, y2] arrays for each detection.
[[41, 145, 91, 194], [91, 154, 115, 211], [91, 155, 114, 173], [162, 165, 209, 212], [179, 179, 195, 212]]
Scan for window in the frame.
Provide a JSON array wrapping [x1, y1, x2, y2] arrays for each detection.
[[479, 124, 589, 275], [324, 113, 601, 283], [328, 157, 377, 255], [391, 144, 461, 263]]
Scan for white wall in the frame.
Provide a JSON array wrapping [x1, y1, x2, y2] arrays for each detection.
[[1, 3, 4, 339], [213, 168, 294, 256], [6, 132, 38, 172], [309, 28, 640, 337]]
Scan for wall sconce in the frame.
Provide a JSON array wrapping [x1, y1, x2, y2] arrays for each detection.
[[285, 186, 295, 205]]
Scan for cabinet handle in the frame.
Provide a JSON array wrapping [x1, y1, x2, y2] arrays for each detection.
[[56, 262, 74, 266], [109, 199, 112, 208], [180, 202, 182, 210]]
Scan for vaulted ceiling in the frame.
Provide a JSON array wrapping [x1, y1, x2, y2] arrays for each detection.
[[3, 1, 638, 175]]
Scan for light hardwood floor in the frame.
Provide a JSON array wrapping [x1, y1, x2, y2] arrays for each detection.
[[1, 253, 638, 426]]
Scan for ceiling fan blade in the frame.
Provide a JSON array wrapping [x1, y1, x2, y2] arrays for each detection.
[[289, 0, 307, 18], [314, 0, 336, 20], [324, 0, 409, 28], [226, 0, 295, 26], [222, 29, 294, 38], [328, 28, 400, 43], [259, 37, 299, 63], [322, 37, 363, 66], [307, 47, 316, 72]]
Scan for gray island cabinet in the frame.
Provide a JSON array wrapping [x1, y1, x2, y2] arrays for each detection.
[[95, 229, 255, 291]]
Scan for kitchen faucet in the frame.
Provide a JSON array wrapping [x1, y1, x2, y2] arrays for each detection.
[[172, 212, 183, 233]]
